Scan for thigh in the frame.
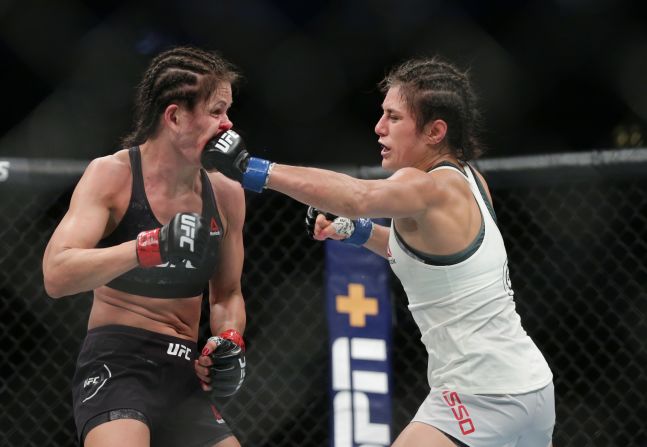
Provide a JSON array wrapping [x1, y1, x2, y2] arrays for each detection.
[[392, 422, 460, 447], [85, 418, 149, 447], [211, 435, 241, 447], [516, 431, 552, 447], [516, 383, 555, 447]]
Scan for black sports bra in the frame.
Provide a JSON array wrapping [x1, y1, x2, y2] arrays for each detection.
[[97, 147, 223, 298]]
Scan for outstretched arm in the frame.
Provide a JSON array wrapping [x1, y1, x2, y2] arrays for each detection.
[[267, 164, 435, 219], [201, 130, 442, 219]]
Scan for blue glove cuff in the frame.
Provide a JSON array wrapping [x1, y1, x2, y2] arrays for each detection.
[[342, 218, 374, 246], [243, 157, 271, 192]]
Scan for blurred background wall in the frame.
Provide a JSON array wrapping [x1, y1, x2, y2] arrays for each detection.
[[0, 0, 646, 164]]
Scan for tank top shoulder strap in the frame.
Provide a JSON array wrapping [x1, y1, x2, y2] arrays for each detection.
[[428, 160, 467, 175], [429, 161, 496, 224], [128, 146, 148, 205], [463, 162, 497, 224], [199, 168, 224, 233]]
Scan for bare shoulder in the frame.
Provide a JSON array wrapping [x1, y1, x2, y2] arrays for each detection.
[[387, 167, 438, 190], [83, 151, 131, 186], [74, 150, 132, 205], [388, 166, 431, 182], [205, 171, 246, 232], [389, 166, 453, 196]]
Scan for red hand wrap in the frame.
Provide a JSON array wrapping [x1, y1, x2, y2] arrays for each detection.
[[136, 228, 163, 267], [219, 329, 245, 351]]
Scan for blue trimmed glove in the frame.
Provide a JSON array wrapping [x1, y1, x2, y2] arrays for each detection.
[[304, 206, 374, 246], [201, 130, 271, 193]]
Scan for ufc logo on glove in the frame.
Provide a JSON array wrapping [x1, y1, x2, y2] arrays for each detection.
[[213, 130, 236, 153], [179, 214, 197, 252]]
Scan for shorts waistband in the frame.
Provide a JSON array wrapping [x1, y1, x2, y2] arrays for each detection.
[[86, 324, 198, 351]]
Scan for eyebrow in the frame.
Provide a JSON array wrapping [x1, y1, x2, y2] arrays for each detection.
[[211, 100, 232, 110]]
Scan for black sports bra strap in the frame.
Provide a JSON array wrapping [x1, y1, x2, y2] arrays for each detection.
[[199, 169, 224, 231], [128, 147, 146, 204]]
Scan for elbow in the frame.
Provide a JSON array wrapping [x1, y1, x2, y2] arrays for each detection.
[[43, 279, 64, 299], [42, 270, 68, 299]]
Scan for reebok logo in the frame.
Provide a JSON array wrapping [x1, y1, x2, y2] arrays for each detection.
[[210, 217, 221, 236], [167, 342, 192, 361], [386, 245, 395, 264], [210, 404, 226, 424]]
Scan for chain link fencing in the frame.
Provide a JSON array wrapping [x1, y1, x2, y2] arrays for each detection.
[[1, 150, 646, 446]]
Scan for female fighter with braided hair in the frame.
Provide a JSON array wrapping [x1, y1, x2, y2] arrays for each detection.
[[202, 56, 555, 447], [43, 46, 246, 447]]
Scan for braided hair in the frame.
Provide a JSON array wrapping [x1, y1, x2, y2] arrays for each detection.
[[379, 57, 484, 160], [122, 46, 240, 148]]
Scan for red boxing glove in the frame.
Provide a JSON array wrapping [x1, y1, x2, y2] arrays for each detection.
[[136, 228, 163, 267]]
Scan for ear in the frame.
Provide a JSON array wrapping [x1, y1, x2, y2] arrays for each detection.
[[424, 119, 447, 145], [162, 104, 182, 131]]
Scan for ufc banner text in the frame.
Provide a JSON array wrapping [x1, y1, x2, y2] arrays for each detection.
[[325, 241, 392, 447]]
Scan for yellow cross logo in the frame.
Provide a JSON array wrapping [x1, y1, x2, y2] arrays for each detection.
[[336, 283, 378, 327]]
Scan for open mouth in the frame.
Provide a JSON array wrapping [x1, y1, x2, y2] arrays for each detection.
[[380, 144, 391, 157]]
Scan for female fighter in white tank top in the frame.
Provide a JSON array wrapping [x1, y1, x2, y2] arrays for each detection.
[[387, 162, 552, 394]]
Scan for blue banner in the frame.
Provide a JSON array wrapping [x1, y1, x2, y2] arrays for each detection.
[[326, 241, 392, 447]]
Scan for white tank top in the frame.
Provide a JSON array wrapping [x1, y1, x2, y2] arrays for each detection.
[[387, 163, 552, 394]]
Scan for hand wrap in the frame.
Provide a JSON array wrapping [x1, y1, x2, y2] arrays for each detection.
[[305, 206, 338, 239], [304, 206, 373, 246]]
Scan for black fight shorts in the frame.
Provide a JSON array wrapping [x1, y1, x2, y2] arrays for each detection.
[[72, 325, 233, 446]]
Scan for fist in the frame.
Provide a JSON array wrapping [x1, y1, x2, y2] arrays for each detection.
[[196, 330, 246, 398], [136, 212, 208, 267], [201, 129, 250, 182], [304, 206, 352, 241], [160, 212, 209, 265]]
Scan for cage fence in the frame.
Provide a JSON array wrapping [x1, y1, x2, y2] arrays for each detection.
[[0, 150, 646, 446]]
